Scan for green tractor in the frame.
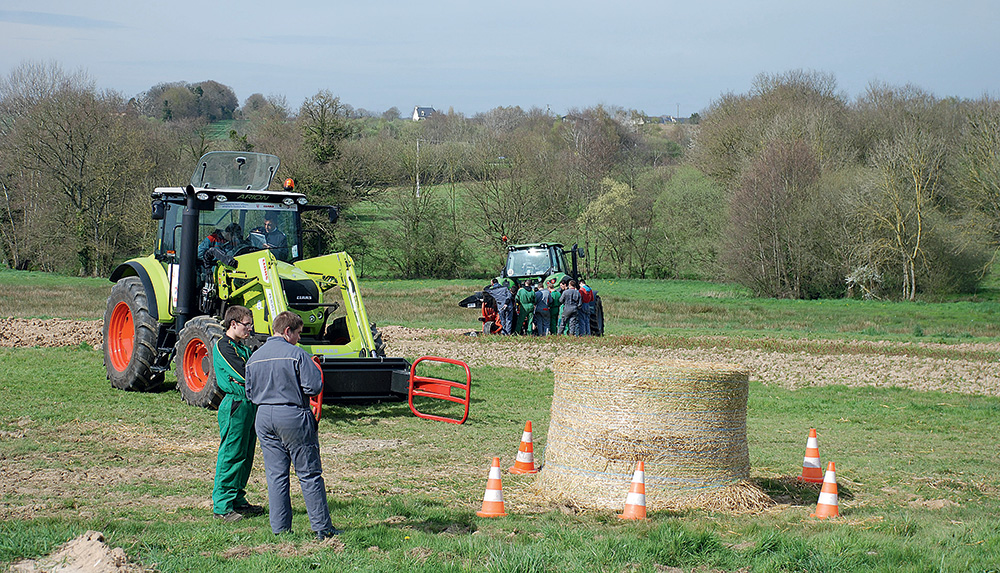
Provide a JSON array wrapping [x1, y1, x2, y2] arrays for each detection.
[[459, 241, 605, 336], [103, 151, 411, 408]]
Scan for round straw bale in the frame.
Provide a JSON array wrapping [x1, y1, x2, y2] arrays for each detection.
[[540, 355, 770, 512]]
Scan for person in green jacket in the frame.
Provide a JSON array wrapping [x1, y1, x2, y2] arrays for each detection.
[[212, 305, 262, 522], [549, 283, 562, 334], [515, 282, 535, 335]]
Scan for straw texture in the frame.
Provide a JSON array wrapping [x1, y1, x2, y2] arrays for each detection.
[[540, 356, 772, 512]]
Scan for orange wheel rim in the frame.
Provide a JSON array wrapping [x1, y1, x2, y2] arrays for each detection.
[[181, 338, 209, 393], [108, 302, 135, 372]]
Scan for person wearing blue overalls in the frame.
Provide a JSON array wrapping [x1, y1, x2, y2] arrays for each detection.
[[246, 311, 340, 540]]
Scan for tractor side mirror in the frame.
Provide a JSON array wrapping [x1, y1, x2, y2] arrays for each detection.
[[151, 200, 166, 220], [577, 246, 586, 258], [328, 206, 340, 224]]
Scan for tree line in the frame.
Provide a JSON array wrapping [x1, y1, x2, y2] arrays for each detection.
[[1, 62, 998, 300]]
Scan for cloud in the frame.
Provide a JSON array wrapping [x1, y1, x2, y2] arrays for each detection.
[[0, 10, 122, 30]]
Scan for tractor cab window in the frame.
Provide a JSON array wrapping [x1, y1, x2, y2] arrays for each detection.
[[244, 209, 297, 261], [191, 151, 279, 191], [156, 202, 182, 259], [197, 204, 299, 262], [505, 247, 553, 278]]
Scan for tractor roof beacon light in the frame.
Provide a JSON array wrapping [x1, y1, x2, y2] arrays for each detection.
[[284, 178, 295, 191]]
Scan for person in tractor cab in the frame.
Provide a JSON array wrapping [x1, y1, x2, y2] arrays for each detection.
[[245, 311, 341, 540], [211, 305, 263, 522], [198, 223, 246, 267], [250, 213, 289, 260]]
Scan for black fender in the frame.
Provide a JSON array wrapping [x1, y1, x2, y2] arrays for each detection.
[[110, 261, 161, 321]]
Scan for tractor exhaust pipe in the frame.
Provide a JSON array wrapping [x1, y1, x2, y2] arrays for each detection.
[[175, 184, 201, 333]]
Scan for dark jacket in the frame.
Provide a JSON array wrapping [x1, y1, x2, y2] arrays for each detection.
[[534, 289, 551, 313], [245, 335, 322, 409]]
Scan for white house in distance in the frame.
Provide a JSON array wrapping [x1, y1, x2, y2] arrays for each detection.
[[412, 106, 436, 121]]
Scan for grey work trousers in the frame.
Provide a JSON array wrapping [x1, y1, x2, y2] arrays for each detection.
[[255, 404, 333, 534], [559, 311, 579, 336]]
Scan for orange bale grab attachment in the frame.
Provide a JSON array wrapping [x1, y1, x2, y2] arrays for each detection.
[[408, 356, 472, 424]]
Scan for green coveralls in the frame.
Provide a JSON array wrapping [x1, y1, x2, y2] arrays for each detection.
[[549, 288, 562, 334], [212, 335, 257, 515], [516, 287, 535, 334]]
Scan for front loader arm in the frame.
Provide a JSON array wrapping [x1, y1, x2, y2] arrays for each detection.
[[217, 250, 291, 329], [295, 252, 378, 355]]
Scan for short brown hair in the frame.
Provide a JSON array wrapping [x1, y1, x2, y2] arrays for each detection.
[[272, 311, 303, 336], [222, 306, 251, 329]]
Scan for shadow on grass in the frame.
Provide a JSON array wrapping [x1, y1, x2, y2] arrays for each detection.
[[758, 476, 854, 506]]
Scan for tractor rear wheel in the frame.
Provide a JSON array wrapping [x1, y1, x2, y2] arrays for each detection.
[[591, 295, 605, 336], [104, 277, 164, 391], [175, 316, 225, 408]]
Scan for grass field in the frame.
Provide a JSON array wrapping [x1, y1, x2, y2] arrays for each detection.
[[2, 270, 1000, 571]]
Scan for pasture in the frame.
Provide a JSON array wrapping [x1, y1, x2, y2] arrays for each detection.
[[1, 270, 999, 572]]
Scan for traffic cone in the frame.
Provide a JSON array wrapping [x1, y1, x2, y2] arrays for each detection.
[[476, 457, 507, 517], [799, 428, 824, 483], [810, 461, 840, 519], [618, 461, 647, 520], [509, 421, 538, 474]]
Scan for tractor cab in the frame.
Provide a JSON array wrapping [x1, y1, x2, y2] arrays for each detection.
[[503, 243, 572, 286], [153, 192, 301, 262], [152, 152, 317, 265]]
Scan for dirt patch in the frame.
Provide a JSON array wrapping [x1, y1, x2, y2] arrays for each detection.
[[908, 498, 960, 510], [3, 318, 999, 396], [8, 530, 149, 572], [379, 326, 1000, 397], [0, 318, 102, 349]]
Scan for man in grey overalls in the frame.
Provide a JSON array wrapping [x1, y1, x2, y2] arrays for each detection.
[[245, 311, 340, 540]]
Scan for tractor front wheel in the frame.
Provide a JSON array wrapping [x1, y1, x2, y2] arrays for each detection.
[[371, 323, 387, 357], [103, 277, 163, 391], [175, 316, 225, 408]]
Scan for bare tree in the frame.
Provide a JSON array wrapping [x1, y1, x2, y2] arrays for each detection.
[[724, 139, 821, 298], [959, 98, 1000, 266], [4, 66, 158, 275], [848, 125, 944, 300], [577, 177, 656, 277]]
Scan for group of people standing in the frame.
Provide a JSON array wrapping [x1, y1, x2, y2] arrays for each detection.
[[496, 276, 596, 337], [211, 306, 340, 540]]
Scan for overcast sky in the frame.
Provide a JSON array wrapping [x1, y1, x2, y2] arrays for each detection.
[[2, 1, 998, 117]]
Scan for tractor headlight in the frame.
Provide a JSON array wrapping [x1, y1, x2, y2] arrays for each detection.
[[196, 192, 209, 200], [282, 198, 294, 206], [215, 194, 228, 202], [297, 197, 308, 205]]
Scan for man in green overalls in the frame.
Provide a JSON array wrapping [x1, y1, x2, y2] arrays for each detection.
[[212, 305, 262, 522], [515, 282, 535, 335]]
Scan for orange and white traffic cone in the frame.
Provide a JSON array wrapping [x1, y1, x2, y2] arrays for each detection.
[[476, 457, 507, 517], [799, 428, 824, 483], [509, 421, 538, 474], [618, 461, 647, 520], [810, 461, 840, 519]]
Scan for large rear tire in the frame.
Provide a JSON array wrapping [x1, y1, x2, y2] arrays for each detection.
[[175, 316, 226, 408], [104, 277, 163, 391], [591, 295, 605, 337]]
